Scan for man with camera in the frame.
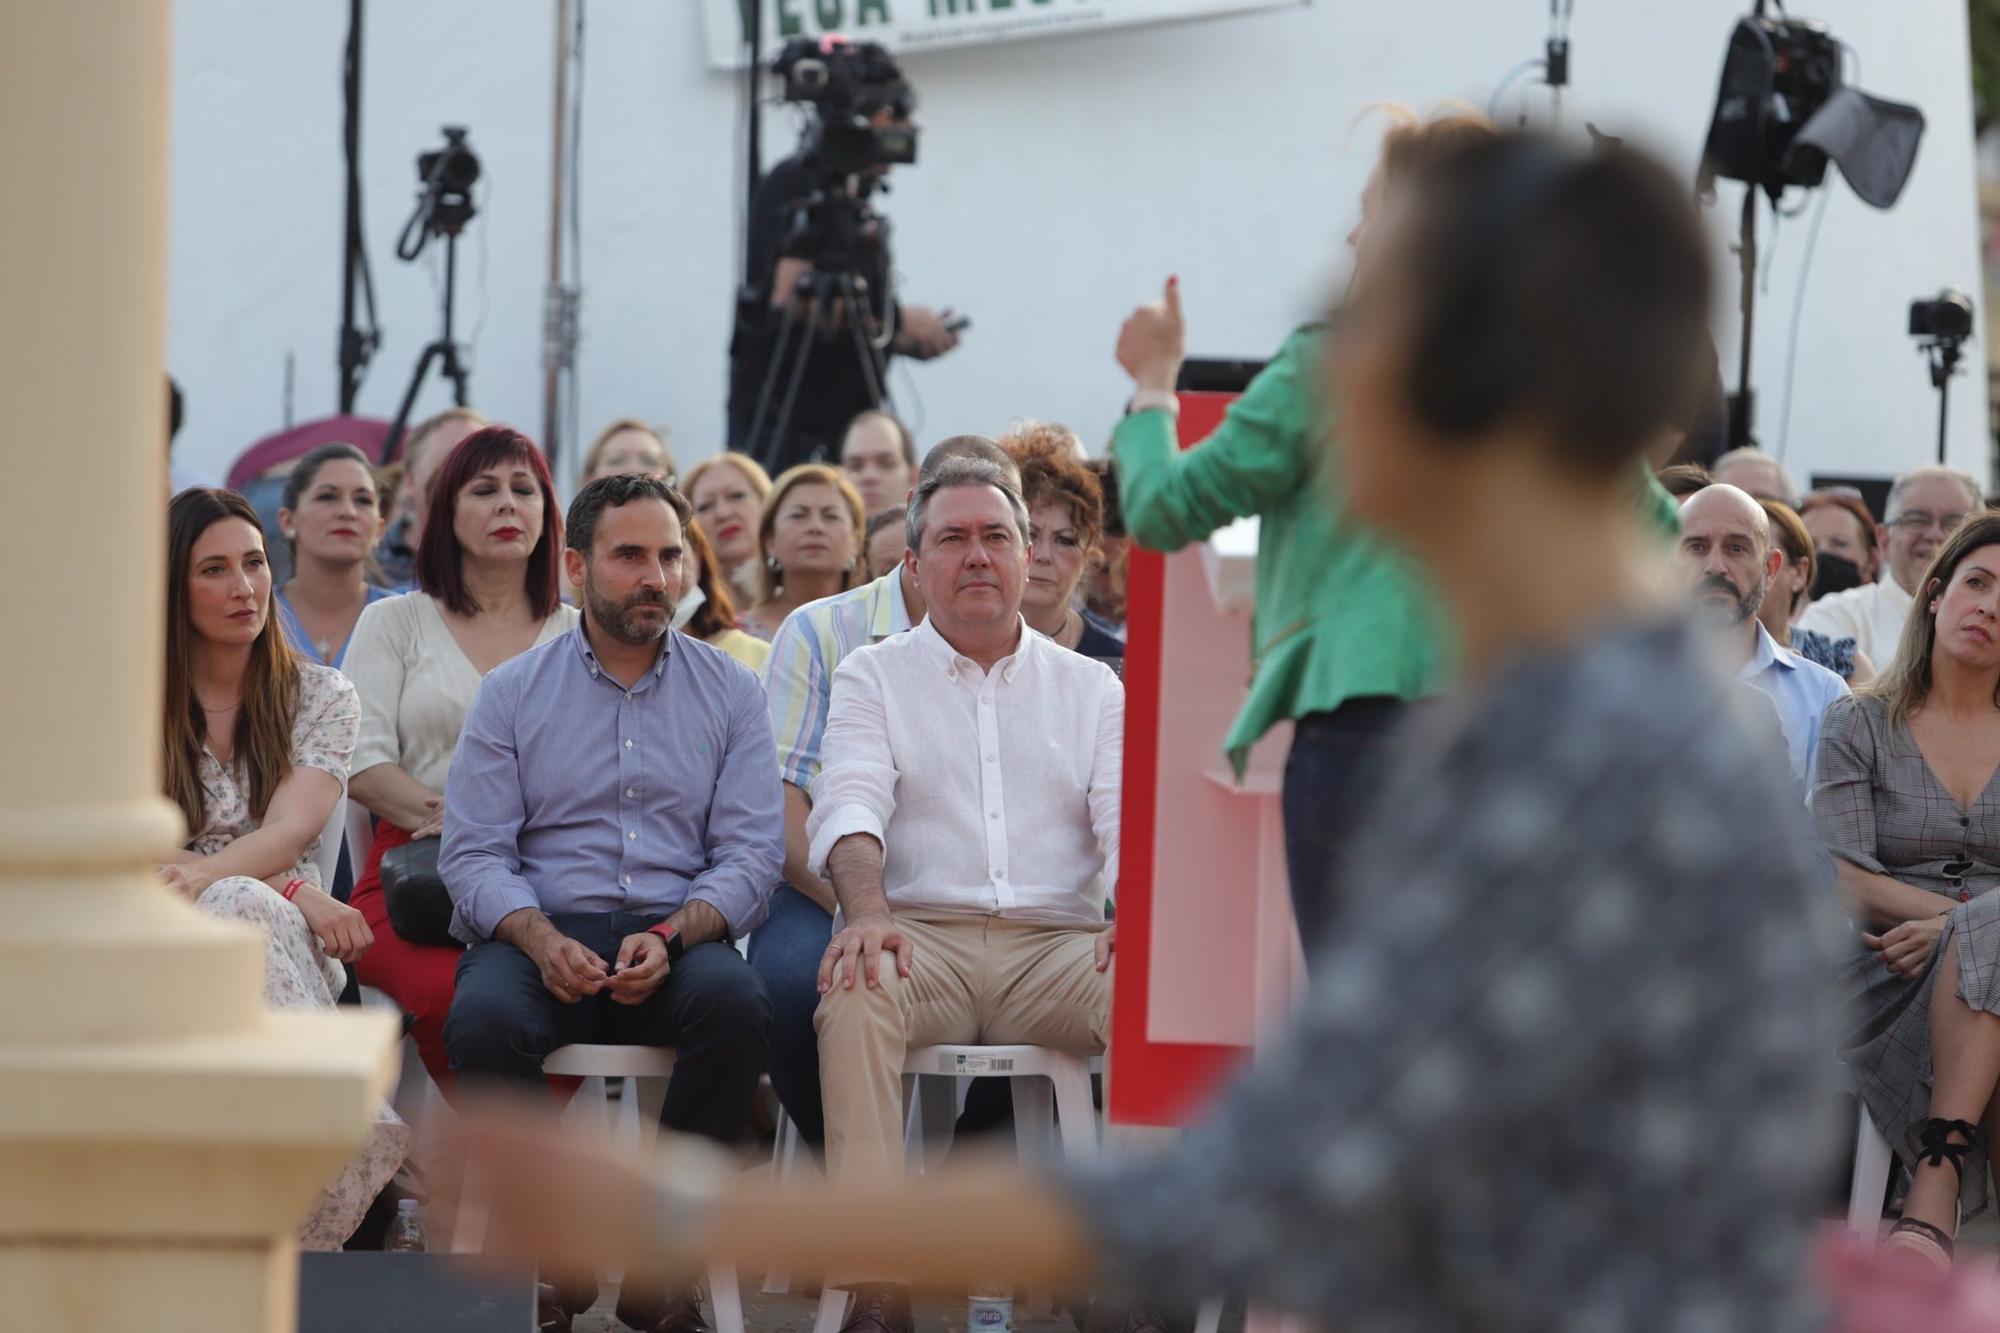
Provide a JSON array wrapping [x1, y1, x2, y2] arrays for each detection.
[[728, 39, 961, 478]]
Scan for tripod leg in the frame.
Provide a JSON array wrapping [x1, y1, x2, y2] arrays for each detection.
[[744, 311, 801, 468], [438, 341, 471, 408], [839, 274, 890, 410], [762, 302, 825, 475], [384, 343, 446, 464]]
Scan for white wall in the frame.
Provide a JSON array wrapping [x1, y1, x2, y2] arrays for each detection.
[[168, 0, 1986, 493]]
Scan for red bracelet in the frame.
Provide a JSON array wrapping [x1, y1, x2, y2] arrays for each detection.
[[280, 878, 307, 902]]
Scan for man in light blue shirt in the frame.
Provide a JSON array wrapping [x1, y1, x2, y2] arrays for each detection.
[[1679, 485, 1848, 789], [443, 473, 782, 1333]]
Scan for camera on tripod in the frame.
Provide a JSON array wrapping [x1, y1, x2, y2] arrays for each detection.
[[419, 126, 481, 200], [774, 36, 917, 179], [1911, 290, 1974, 343]]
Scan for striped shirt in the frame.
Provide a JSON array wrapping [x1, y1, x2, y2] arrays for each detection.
[[764, 570, 912, 789]]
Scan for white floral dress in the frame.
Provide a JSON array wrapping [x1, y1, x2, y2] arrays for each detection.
[[187, 661, 411, 1250]]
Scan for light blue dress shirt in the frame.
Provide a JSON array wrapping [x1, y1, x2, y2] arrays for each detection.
[[1740, 622, 1850, 791], [440, 623, 785, 944]]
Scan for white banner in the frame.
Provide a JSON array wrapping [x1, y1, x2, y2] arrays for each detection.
[[701, 0, 1306, 70]]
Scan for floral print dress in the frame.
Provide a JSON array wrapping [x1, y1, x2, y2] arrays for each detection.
[[187, 661, 411, 1250]]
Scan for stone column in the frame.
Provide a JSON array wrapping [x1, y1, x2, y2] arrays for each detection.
[[0, 5, 398, 1330]]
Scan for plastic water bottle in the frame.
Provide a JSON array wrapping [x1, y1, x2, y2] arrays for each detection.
[[967, 1282, 1012, 1333], [387, 1198, 426, 1252]]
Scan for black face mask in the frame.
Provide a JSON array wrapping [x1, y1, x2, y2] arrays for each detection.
[[1813, 553, 1865, 602]]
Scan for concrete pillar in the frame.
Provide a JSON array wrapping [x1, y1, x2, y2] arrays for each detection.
[[0, 5, 398, 1330]]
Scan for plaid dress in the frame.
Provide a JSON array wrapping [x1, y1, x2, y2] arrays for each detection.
[[1813, 692, 2000, 1218]]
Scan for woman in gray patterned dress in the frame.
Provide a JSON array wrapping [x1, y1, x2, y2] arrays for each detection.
[[460, 133, 1844, 1332], [1814, 509, 2000, 1264]]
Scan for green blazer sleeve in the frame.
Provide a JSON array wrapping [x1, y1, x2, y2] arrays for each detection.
[[1112, 329, 1317, 553]]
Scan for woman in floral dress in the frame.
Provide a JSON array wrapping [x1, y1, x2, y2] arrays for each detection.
[[159, 486, 408, 1250]]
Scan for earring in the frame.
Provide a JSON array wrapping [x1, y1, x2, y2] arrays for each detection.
[[767, 557, 783, 580]]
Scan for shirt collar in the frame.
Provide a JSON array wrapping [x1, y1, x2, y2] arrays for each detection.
[[571, 618, 672, 685], [915, 614, 1033, 684], [868, 569, 911, 641], [1741, 622, 1796, 679]]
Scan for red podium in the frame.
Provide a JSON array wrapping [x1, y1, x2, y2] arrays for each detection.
[[1108, 391, 1305, 1128]]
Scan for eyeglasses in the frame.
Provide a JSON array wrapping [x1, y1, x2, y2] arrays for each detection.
[[1886, 511, 1969, 536]]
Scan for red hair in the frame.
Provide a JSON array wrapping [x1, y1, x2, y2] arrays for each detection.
[[416, 426, 564, 618]]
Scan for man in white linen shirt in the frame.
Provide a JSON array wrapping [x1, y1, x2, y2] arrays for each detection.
[[806, 457, 1122, 1333], [1798, 465, 1981, 663]]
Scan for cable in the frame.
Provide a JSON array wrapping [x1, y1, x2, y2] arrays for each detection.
[[1488, 57, 1547, 120], [1774, 187, 1832, 462]]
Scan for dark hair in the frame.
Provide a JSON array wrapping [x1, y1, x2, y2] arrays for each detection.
[[682, 519, 739, 641], [1655, 463, 1714, 500], [1084, 457, 1125, 540], [566, 471, 693, 556], [1399, 132, 1712, 475], [921, 434, 1022, 489], [845, 409, 918, 470], [163, 488, 300, 836], [415, 426, 564, 618], [865, 504, 907, 545]]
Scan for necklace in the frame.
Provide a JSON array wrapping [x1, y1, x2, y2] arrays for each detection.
[[1060, 608, 1081, 649], [199, 699, 241, 713]]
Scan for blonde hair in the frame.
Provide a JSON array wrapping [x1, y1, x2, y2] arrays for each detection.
[[1360, 102, 1496, 181], [754, 464, 867, 607], [1866, 511, 2000, 725], [582, 418, 676, 485], [997, 419, 1084, 462], [683, 452, 773, 510]]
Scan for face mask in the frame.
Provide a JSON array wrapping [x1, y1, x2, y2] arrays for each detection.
[[1812, 553, 1864, 602], [672, 584, 706, 632]]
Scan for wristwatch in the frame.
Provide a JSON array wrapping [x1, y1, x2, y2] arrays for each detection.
[[646, 922, 688, 961], [1128, 387, 1180, 417]]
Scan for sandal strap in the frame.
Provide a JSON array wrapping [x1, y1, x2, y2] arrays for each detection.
[[1887, 1216, 1956, 1259], [1913, 1117, 1985, 1180]]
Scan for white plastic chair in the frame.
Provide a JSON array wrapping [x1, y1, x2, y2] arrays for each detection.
[[1848, 1101, 1895, 1239], [310, 793, 347, 887], [345, 797, 375, 879], [813, 1044, 1099, 1333], [453, 1044, 745, 1333]]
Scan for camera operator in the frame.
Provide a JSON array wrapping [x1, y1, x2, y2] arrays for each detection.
[[727, 41, 960, 477]]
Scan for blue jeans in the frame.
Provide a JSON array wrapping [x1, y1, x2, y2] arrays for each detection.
[[747, 883, 833, 1145]]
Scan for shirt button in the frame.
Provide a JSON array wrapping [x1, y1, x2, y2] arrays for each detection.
[[624, 739, 633, 749], [626, 787, 636, 798], [990, 811, 1000, 820], [1962, 816, 1971, 828], [993, 868, 1005, 879], [984, 754, 995, 763], [626, 692, 634, 701], [628, 830, 637, 841], [622, 874, 631, 887]]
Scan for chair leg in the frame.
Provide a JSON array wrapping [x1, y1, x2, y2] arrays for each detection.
[[1010, 1077, 1058, 1316], [917, 1073, 959, 1174], [708, 1259, 746, 1333], [763, 1111, 799, 1295], [632, 1076, 670, 1146], [1193, 1298, 1224, 1333], [814, 1287, 852, 1333], [1049, 1060, 1099, 1164], [451, 1159, 489, 1255], [1848, 1102, 1895, 1240]]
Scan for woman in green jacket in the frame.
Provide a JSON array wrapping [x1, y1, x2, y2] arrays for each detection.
[[1113, 111, 1681, 951]]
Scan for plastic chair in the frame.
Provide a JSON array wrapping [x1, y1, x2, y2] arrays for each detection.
[[310, 794, 347, 887], [453, 1044, 745, 1333], [813, 1044, 1099, 1333], [1848, 1101, 1895, 1239], [345, 799, 376, 880]]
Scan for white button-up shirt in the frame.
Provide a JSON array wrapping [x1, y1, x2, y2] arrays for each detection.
[[1795, 576, 1914, 665], [806, 615, 1123, 925]]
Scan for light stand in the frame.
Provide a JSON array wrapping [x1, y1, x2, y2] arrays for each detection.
[[1919, 331, 1971, 466], [381, 132, 480, 465]]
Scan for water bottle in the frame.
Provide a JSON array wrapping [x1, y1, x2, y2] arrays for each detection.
[[967, 1282, 1012, 1333], [387, 1198, 426, 1253]]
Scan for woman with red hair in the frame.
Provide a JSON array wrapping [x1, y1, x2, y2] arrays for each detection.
[[344, 426, 578, 1091]]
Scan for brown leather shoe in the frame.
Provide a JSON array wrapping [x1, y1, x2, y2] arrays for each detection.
[[838, 1283, 915, 1333], [617, 1280, 712, 1333]]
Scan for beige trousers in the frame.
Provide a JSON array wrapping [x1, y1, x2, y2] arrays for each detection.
[[815, 910, 1110, 1197]]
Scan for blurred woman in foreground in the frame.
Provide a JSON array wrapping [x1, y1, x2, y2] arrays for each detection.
[[460, 132, 1841, 1331]]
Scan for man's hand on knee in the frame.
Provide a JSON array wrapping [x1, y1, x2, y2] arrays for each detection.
[[818, 909, 914, 994], [607, 931, 671, 1006]]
